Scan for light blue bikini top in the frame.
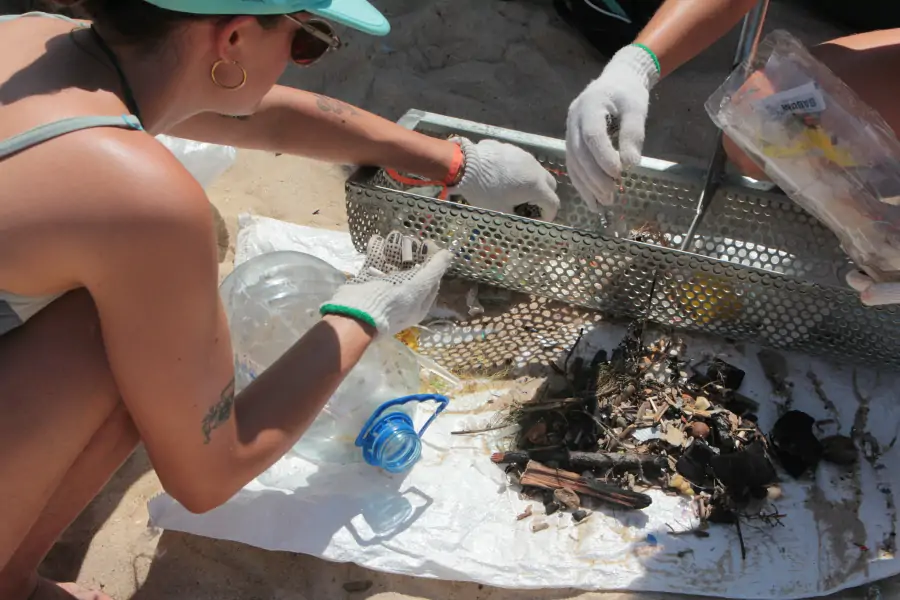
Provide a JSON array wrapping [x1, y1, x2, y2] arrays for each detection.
[[0, 12, 144, 336]]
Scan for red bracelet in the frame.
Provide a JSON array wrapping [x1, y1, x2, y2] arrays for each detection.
[[442, 140, 465, 187]]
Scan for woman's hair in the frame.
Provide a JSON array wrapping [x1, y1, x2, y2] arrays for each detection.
[[47, 0, 280, 49]]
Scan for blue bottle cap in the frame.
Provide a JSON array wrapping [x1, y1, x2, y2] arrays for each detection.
[[355, 394, 449, 474]]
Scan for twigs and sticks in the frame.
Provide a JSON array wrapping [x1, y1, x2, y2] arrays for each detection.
[[451, 424, 510, 436], [494, 321, 787, 558], [519, 460, 652, 510]]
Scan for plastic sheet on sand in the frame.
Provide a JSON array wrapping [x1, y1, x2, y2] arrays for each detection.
[[149, 215, 900, 599]]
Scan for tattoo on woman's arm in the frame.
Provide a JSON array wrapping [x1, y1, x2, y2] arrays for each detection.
[[219, 114, 251, 121], [201, 378, 235, 444], [313, 94, 360, 117]]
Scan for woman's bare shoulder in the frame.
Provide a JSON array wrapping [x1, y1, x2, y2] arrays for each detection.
[[0, 123, 215, 299], [5, 125, 210, 263], [52, 127, 210, 226], [67, 129, 216, 267]]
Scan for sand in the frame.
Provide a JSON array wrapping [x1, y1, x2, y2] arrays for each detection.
[[6, 0, 896, 598]]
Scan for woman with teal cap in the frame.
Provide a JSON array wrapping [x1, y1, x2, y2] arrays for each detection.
[[0, 2, 561, 598]]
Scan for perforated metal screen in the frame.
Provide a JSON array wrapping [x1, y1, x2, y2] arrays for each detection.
[[345, 111, 900, 366]]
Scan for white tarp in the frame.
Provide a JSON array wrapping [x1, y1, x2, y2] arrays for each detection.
[[148, 216, 900, 599]]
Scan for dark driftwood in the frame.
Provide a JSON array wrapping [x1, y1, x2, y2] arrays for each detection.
[[492, 449, 667, 472], [519, 461, 652, 510]]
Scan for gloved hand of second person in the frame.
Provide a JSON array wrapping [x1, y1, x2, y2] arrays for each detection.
[[566, 44, 660, 211], [451, 137, 561, 222], [320, 231, 452, 336], [846, 269, 900, 307]]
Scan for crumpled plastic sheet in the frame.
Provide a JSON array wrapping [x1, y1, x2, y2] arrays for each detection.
[[149, 218, 900, 599], [155, 134, 237, 190], [233, 214, 366, 273]]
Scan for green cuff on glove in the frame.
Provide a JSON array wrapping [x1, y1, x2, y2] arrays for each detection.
[[320, 304, 378, 330], [630, 43, 661, 75]]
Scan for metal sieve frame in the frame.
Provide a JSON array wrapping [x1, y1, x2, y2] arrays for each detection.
[[345, 109, 900, 366]]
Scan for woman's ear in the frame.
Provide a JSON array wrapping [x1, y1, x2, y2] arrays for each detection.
[[213, 16, 259, 61]]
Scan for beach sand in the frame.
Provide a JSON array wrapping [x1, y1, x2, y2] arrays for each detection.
[[5, 0, 898, 597]]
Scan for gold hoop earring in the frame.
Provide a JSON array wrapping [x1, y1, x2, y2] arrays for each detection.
[[210, 59, 247, 90]]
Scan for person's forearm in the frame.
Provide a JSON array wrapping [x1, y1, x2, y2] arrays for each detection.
[[224, 315, 375, 498], [635, 0, 760, 77], [168, 85, 457, 181]]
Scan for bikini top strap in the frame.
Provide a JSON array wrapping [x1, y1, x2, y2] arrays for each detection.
[[0, 115, 143, 161], [0, 11, 86, 25]]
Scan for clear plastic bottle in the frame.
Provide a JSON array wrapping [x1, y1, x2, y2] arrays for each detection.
[[220, 251, 350, 392], [220, 251, 447, 473]]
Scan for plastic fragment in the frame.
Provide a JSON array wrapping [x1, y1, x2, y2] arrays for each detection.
[[532, 520, 550, 533]]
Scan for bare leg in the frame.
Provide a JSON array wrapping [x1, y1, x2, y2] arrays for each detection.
[[2, 405, 138, 600], [724, 28, 900, 179], [0, 290, 138, 600]]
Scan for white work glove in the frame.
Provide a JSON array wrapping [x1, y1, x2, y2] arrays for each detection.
[[452, 137, 561, 222], [320, 231, 452, 336], [566, 44, 660, 211], [846, 270, 900, 307]]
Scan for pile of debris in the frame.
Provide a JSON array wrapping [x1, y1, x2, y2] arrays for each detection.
[[491, 323, 859, 554]]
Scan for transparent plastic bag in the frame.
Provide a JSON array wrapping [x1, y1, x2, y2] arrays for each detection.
[[155, 134, 237, 189], [219, 250, 421, 467], [705, 30, 900, 282]]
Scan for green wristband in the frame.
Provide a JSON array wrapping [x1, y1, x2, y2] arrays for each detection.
[[320, 304, 378, 330], [631, 43, 661, 75]]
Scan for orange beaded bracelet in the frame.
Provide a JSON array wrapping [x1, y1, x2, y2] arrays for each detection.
[[442, 138, 466, 187]]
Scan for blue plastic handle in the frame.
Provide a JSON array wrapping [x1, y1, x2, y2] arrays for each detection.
[[354, 393, 450, 448]]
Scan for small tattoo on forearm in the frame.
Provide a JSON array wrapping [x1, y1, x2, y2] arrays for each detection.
[[220, 113, 251, 120], [201, 378, 235, 444], [313, 94, 360, 117]]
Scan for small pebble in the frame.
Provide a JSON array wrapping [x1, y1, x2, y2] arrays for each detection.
[[545, 501, 560, 516], [688, 422, 710, 439], [516, 505, 533, 521], [525, 422, 548, 445], [572, 509, 589, 523], [767, 486, 783, 501]]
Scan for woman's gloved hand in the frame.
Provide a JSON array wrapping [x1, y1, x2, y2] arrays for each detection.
[[452, 137, 561, 222], [320, 231, 452, 336], [846, 270, 900, 307], [566, 44, 660, 211]]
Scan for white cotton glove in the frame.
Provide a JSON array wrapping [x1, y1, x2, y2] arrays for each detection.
[[566, 44, 660, 211], [845, 269, 900, 307], [320, 231, 452, 336], [452, 137, 561, 222]]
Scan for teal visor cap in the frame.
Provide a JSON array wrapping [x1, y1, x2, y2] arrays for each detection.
[[141, 0, 390, 36]]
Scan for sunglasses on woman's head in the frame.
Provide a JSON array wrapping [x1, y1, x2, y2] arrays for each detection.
[[284, 14, 341, 66]]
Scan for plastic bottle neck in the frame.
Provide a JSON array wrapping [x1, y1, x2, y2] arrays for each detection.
[[360, 413, 422, 473]]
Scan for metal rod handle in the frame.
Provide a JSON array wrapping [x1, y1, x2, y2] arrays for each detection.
[[679, 0, 771, 252]]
